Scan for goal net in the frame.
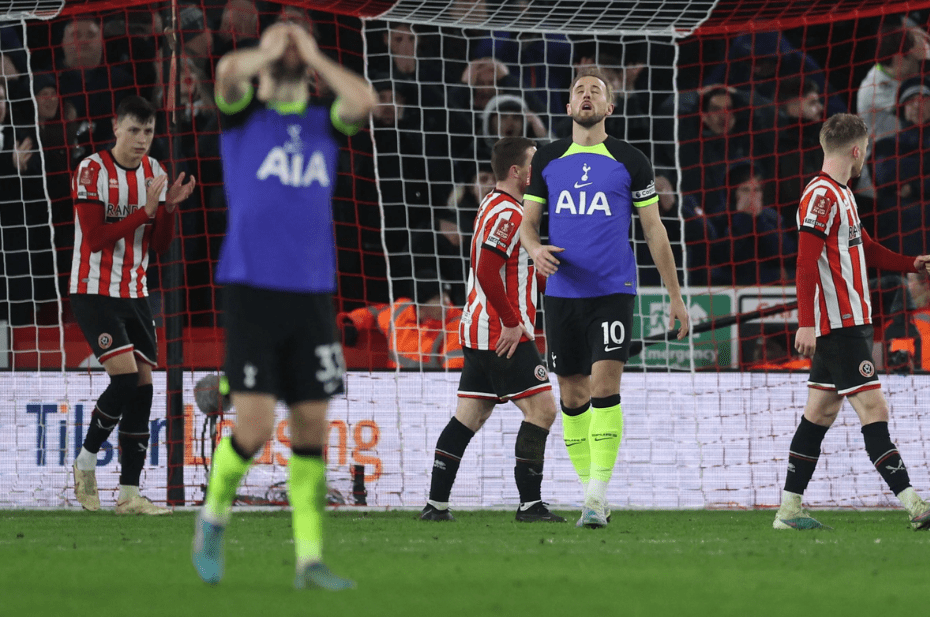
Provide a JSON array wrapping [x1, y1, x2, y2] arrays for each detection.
[[3, 0, 930, 511]]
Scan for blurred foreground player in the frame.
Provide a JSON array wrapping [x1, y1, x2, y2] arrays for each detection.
[[70, 96, 194, 515], [774, 113, 930, 530], [191, 23, 375, 588], [421, 137, 565, 523]]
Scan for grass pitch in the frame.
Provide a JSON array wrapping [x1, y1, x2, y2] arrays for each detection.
[[1, 509, 926, 616]]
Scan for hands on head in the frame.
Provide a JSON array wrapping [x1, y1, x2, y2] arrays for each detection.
[[260, 22, 321, 69]]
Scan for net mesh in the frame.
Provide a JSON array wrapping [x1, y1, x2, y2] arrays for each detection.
[[3, 0, 930, 509]]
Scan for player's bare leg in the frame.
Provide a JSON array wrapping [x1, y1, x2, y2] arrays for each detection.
[[512, 392, 565, 522], [774, 388, 839, 530], [421, 398, 495, 521], [289, 399, 354, 590], [848, 389, 930, 529]]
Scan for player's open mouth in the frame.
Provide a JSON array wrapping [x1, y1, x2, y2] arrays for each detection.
[[581, 103, 593, 110]]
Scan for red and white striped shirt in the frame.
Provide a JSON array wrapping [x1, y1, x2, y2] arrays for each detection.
[[796, 172, 871, 336], [70, 150, 167, 298], [460, 190, 537, 350]]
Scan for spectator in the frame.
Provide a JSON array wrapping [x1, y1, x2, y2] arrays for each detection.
[[54, 16, 134, 152], [103, 11, 161, 103], [882, 271, 930, 373], [856, 22, 930, 212], [720, 162, 796, 285], [0, 81, 56, 325], [450, 57, 548, 139], [446, 160, 496, 245], [17, 73, 77, 300], [873, 74, 930, 256], [704, 30, 846, 117], [661, 85, 771, 230], [471, 5, 573, 116], [772, 74, 825, 220], [338, 272, 464, 369], [858, 22, 928, 143], [478, 94, 550, 162], [634, 175, 722, 287], [217, 0, 259, 48]]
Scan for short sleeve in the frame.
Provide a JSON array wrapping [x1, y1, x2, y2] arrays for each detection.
[[630, 150, 658, 208], [481, 208, 522, 258], [73, 158, 105, 202], [798, 189, 837, 239], [524, 148, 548, 206]]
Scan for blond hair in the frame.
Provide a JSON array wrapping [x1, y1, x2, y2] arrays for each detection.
[[819, 113, 868, 154]]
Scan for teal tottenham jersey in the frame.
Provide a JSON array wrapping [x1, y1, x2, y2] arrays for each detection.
[[215, 89, 357, 293], [525, 137, 658, 298]]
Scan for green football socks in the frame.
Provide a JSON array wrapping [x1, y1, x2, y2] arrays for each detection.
[[561, 401, 592, 486], [204, 437, 252, 524], [589, 395, 623, 484], [289, 453, 326, 566]]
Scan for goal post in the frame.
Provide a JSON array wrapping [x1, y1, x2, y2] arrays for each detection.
[[4, 0, 930, 510]]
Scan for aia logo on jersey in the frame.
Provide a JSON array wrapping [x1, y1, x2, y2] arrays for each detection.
[[859, 360, 875, 378], [534, 365, 548, 381], [98, 333, 113, 350]]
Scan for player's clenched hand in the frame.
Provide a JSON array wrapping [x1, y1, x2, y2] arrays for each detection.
[[165, 172, 196, 213], [795, 326, 816, 358], [531, 245, 564, 277], [669, 297, 690, 340], [144, 175, 168, 217], [913, 254, 930, 273], [495, 324, 532, 359]]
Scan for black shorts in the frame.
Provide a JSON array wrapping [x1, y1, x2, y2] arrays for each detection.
[[223, 284, 345, 404], [71, 293, 158, 366], [544, 293, 635, 376], [808, 325, 880, 396], [457, 341, 552, 402]]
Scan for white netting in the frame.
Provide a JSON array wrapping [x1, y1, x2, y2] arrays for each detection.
[[1, 2, 63, 22], [374, 0, 720, 36]]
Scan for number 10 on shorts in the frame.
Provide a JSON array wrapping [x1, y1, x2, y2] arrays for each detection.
[[602, 320, 625, 352]]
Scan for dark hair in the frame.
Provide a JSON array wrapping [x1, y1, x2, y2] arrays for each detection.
[[700, 85, 732, 113], [570, 66, 614, 105], [116, 95, 156, 124], [819, 113, 868, 153], [726, 161, 763, 209], [776, 75, 819, 104], [491, 136, 536, 182], [876, 25, 915, 61]]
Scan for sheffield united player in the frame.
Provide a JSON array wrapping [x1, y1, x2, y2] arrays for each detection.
[[774, 113, 930, 530], [70, 95, 195, 515], [421, 137, 566, 524], [520, 67, 689, 528]]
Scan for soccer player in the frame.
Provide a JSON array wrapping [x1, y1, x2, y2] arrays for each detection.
[[70, 95, 195, 515], [420, 137, 566, 524], [191, 23, 375, 589], [774, 113, 930, 530], [520, 67, 690, 528]]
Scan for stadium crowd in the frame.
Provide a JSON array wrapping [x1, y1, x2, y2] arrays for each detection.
[[1, 2, 930, 368]]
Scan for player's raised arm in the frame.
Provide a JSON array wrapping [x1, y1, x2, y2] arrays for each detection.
[[289, 25, 376, 124], [638, 202, 689, 339], [215, 22, 289, 105]]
